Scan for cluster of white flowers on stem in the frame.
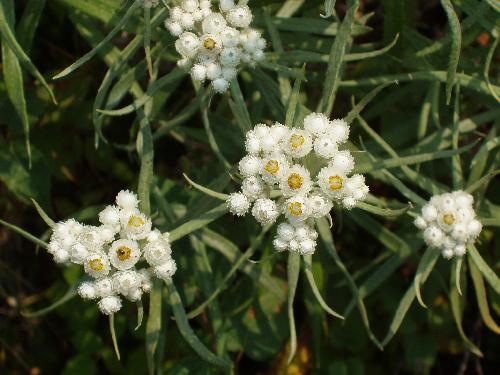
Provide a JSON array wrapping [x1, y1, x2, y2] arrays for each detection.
[[46, 191, 176, 315], [227, 113, 369, 255], [165, 0, 266, 93], [414, 191, 482, 259]]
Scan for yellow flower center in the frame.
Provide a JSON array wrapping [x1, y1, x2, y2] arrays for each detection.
[[264, 160, 280, 175], [128, 215, 144, 228], [328, 175, 343, 191], [116, 246, 132, 261], [203, 38, 216, 50], [443, 213, 455, 225], [289, 134, 305, 149], [287, 173, 303, 190], [288, 202, 303, 217], [89, 258, 104, 271]]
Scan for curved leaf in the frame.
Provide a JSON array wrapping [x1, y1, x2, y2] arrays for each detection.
[[287, 252, 300, 364], [414, 247, 440, 308]]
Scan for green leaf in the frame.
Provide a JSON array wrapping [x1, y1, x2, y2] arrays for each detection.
[[484, 35, 499, 101], [165, 279, 232, 368], [322, 0, 337, 18], [449, 260, 483, 357], [285, 69, 305, 127], [356, 201, 409, 217], [1, 0, 31, 165], [414, 247, 440, 308], [287, 252, 300, 364], [303, 254, 344, 319], [466, 170, 500, 194], [31, 198, 55, 228], [440, 0, 462, 104], [135, 300, 144, 331], [16, 0, 45, 53], [467, 244, 500, 296], [53, 0, 140, 80], [109, 314, 121, 361], [318, 0, 359, 116], [169, 203, 228, 243], [345, 82, 394, 125], [468, 255, 500, 334], [229, 77, 252, 133], [146, 280, 162, 375], [0, 0, 56, 103], [22, 283, 77, 317], [183, 173, 229, 201], [143, 6, 153, 78]]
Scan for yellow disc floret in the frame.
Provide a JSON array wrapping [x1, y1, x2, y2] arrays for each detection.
[[443, 213, 455, 225], [265, 160, 280, 175], [203, 38, 216, 50], [287, 173, 303, 190], [89, 258, 104, 271], [116, 246, 132, 261], [288, 202, 303, 217], [128, 215, 145, 228], [328, 175, 343, 191], [289, 134, 305, 149]]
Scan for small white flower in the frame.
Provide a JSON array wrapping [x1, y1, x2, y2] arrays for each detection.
[[454, 244, 467, 256], [252, 50, 265, 62], [78, 281, 97, 300], [273, 238, 288, 252], [227, 192, 250, 216], [220, 47, 241, 67], [153, 259, 177, 280], [283, 129, 313, 158], [317, 166, 346, 199], [143, 240, 172, 266], [239, 155, 262, 177], [52, 249, 70, 264], [423, 226, 444, 247], [116, 190, 139, 210], [284, 196, 310, 223], [98, 205, 121, 227], [260, 153, 289, 184], [177, 58, 193, 70], [422, 204, 438, 222], [98, 225, 118, 244], [269, 123, 288, 143], [241, 176, 267, 201], [304, 112, 329, 136], [454, 191, 473, 208], [108, 239, 141, 270], [202, 13, 227, 34], [83, 252, 110, 278], [120, 210, 152, 240], [327, 119, 350, 143], [200, 34, 222, 54], [165, 19, 184, 36], [467, 219, 482, 238], [251, 198, 279, 225], [279, 165, 312, 197], [226, 5, 253, 28], [112, 270, 141, 295], [175, 32, 200, 58], [138, 269, 153, 292], [329, 150, 355, 174], [212, 78, 230, 93], [219, 26, 240, 47], [205, 62, 223, 79], [414, 216, 427, 230], [170, 7, 184, 21], [314, 135, 338, 159], [289, 239, 300, 253], [309, 194, 333, 218], [299, 239, 316, 255], [221, 66, 237, 80], [179, 12, 195, 29], [95, 277, 114, 298], [69, 243, 89, 265], [245, 133, 261, 154], [125, 288, 143, 302], [219, 0, 235, 11], [199, 0, 211, 10], [191, 64, 207, 81], [98, 295, 122, 315], [277, 222, 295, 241], [442, 248, 454, 259], [181, 0, 199, 13]]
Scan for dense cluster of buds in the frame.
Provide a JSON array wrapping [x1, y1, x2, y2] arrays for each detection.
[[414, 191, 482, 259], [227, 113, 369, 255], [165, 0, 266, 93], [46, 191, 176, 315]]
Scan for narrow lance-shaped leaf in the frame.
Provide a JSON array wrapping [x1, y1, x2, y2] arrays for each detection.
[[414, 247, 440, 308], [0, 0, 56, 103], [287, 252, 301, 364], [53, 0, 140, 80], [345, 82, 394, 125], [183, 173, 229, 201], [165, 279, 232, 368], [31, 199, 55, 228], [0, 218, 48, 249], [467, 244, 500, 296], [22, 283, 77, 318], [303, 254, 344, 319], [440, 0, 462, 104], [109, 314, 121, 360]]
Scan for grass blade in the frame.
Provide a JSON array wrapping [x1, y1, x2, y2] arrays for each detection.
[[22, 283, 77, 317], [484, 35, 499, 101], [135, 300, 144, 331], [31, 199, 55, 228], [183, 173, 229, 201], [414, 247, 440, 308], [0, 218, 48, 248], [440, 0, 462, 104], [229, 77, 252, 133], [303, 254, 344, 319], [165, 279, 232, 368], [345, 82, 394, 124], [356, 201, 409, 217], [146, 280, 162, 375], [287, 252, 301, 364]]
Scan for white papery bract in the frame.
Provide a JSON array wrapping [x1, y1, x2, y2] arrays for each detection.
[[227, 114, 369, 255], [165, 0, 266, 93], [46, 190, 177, 315], [414, 191, 482, 259]]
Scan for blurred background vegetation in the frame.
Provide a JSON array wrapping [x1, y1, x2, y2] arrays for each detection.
[[0, 0, 499, 374]]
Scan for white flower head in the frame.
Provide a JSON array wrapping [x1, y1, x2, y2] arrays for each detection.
[[284, 195, 310, 223], [277, 222, 295, 242], [239, 155, 262, 177], [83, 252, 111, 278], [175, 32, 200, 58], [226, 5, 253, 28], [108, 239, 141, 270], [283, 129, 313, 158], [329, 150, 355, 174], [212, 78, 230, 93], [78, 281, 97, 300], [227, 192, 250, 216], [219, 26, 240, 47], [116, 190, 139, 210], [304, 112, 329, 136], [191, 63, 207, 81], [98, 295, 122, 315], [202, 12, 227, 34], [95, 277, 114, 298], [153, 259, 177, 280], [309, 194, 333, 218], [219, 0, 235, 11], [120, 210, 152, 240], [317, 166, 346, 199], [200, 34, 222, 54], [112, 270, 141, 296], [260, 153, 289, 184], [279, 164, 312, 197], [241, 176, 267, 201], [327, 119, 350, 143], [219, 47, 241, 67], [143, 239, 172, 266], [251, 198, 279, 225], [314, 134, 338, 159]]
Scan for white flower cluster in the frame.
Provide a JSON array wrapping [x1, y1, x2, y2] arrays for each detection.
[[165, 0, 266, 93], [46, 190, 176, 315], [414, 191, 482, 259], [227, 113, 369, 255]]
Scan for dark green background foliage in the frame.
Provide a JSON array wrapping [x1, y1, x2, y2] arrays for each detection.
[[0, 0, 499, 374]]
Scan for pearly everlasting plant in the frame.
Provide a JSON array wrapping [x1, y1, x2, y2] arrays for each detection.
[[227, 113, 369, 255], [46, 190, 176, 315], [414, 191, 482, 259], [165, 0, 266, 93]]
